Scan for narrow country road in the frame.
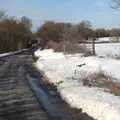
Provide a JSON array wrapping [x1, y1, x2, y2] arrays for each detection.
[[0, 55, 49, 120]]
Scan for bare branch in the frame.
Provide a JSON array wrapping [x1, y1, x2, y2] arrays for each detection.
[[112, 0, 120, 9]]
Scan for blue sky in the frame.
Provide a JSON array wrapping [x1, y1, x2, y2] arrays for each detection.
[[0, 0, 120, 30]]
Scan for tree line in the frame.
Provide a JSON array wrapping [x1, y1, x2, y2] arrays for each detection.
[[36, 21, 120, 48], [0, 10, 120, 53]]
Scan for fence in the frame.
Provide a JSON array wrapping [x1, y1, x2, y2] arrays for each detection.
[[78, 38, 111, 55]]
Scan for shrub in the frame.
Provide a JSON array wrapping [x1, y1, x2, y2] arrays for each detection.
[[45, 40, 90, 54], [83, 70, 120, 96]]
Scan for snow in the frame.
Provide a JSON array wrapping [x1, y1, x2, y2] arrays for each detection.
[[0, 52, 13, 57], [0, 49, 28, 58], [35, 49, 65, 60], [85, 37, 120, 57], [59, 87, 120, 120], [96, 37, 120, 42], [85, 42, 120, 57], [80, 57, 120, 81], [96, 37, 110, 42], [95, 43, 120, 57], [34, 49, 120, 120]]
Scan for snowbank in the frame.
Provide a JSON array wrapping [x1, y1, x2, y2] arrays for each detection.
[[34, 49, 120, 120], [35, 49, 65, 60], [0, 49, 28, 58], [0, 52, 13, 57]]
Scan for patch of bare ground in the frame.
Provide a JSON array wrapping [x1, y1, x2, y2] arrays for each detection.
[[83, 70, 120, 96]]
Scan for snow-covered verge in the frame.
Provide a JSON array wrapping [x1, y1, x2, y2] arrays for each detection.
[[34, 49, 120, 120], [0, 49, 28, 58], [0, 52, 13, 57]]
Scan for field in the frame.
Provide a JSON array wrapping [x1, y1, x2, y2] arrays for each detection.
[[95, 43, 120, 57]]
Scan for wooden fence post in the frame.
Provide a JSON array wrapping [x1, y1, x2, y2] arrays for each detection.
[[92, 38, 96, 55]]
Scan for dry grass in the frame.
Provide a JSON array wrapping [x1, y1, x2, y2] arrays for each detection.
[[45, 40, 91, 54], [83, 70, 120, 96]]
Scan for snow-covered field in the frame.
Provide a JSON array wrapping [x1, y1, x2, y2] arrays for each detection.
[[85, 37, 120, 57], [95, 43, 120, 57], [86, 42, 120, 57], [34, 49, 120, 120]]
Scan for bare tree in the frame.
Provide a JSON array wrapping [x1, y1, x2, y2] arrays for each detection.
[[21, 16, 32, 29], [76, 20, 93, 40]]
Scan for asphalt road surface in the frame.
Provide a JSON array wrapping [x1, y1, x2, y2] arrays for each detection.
[[0, 55, 49, 120]]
